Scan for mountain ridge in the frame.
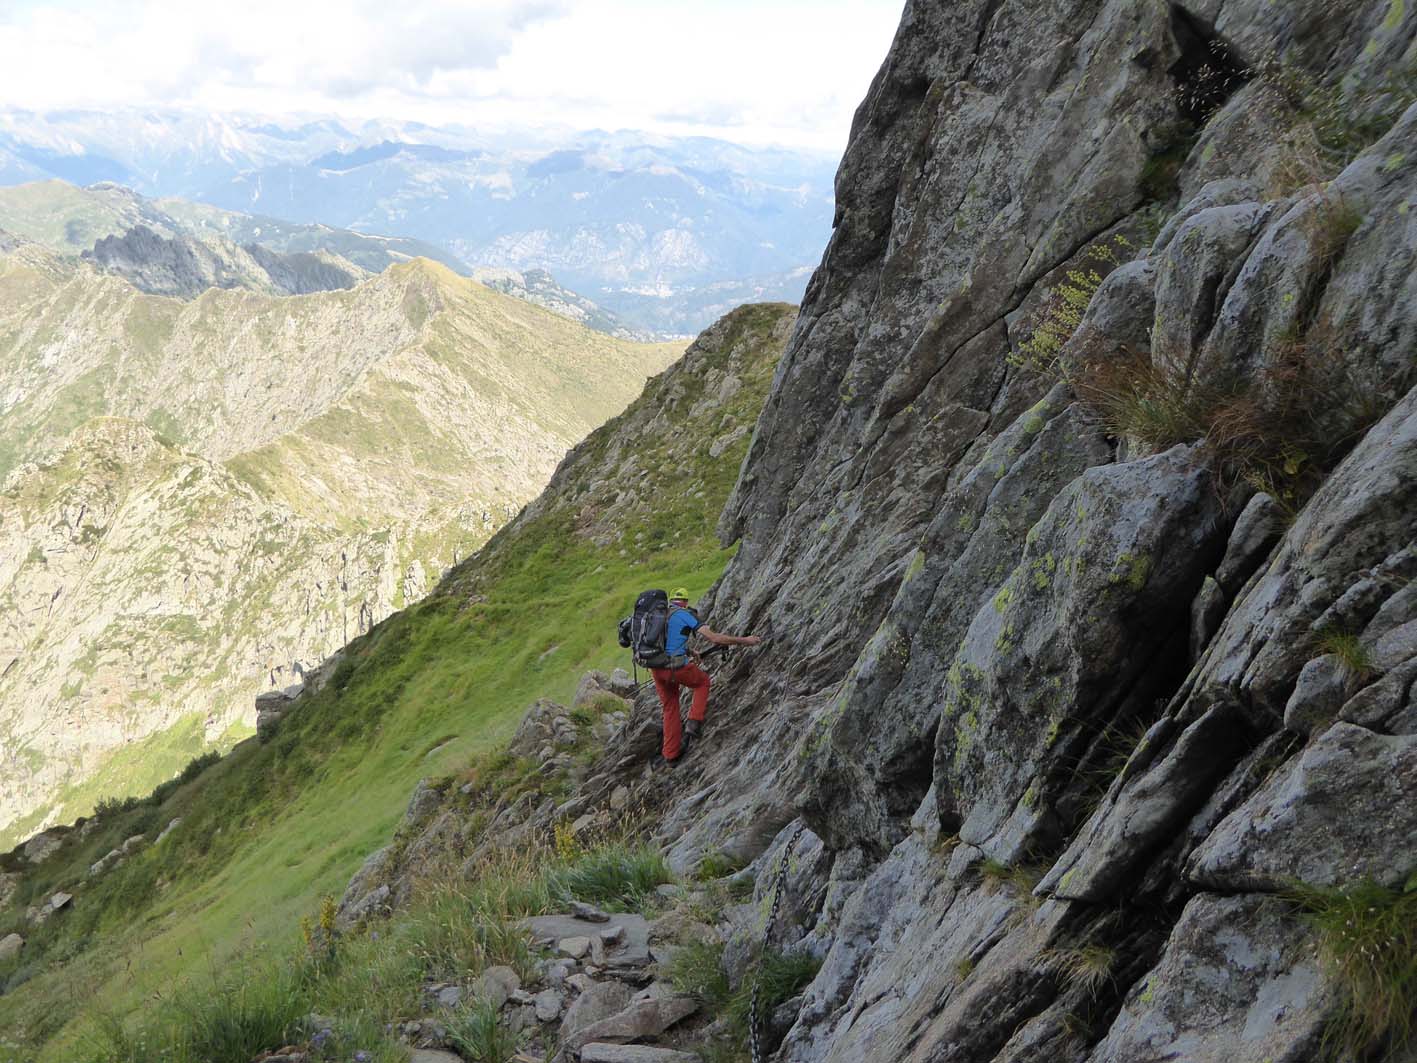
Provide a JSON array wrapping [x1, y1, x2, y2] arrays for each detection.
[[0, 246, 682, 846]]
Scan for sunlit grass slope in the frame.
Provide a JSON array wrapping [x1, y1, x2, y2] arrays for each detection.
[[0, 302, 794, 1062]]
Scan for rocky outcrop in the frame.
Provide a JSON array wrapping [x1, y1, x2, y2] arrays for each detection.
[[83, 224, 366, 298], [500, 1, 1417, 1060]]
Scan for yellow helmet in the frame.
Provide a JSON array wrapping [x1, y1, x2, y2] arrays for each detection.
[[670, 587, 691, 602]]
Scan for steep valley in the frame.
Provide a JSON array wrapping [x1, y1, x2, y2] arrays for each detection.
[[0, 249, 681, 848]]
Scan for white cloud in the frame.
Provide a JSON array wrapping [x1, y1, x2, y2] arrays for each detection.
[[0, 0, 903, 152]]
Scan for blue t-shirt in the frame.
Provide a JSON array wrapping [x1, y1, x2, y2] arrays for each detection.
[[665, 607, 701, 656]]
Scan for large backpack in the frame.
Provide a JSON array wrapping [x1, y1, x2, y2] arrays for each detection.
[[623, 589, 671, 668]]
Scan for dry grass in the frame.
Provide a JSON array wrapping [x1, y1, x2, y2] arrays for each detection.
[[1071, 322, 1389, 512], [1045, 944, 1118, 998]]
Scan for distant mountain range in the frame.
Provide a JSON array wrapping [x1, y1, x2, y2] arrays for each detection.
[[0, 110, 835, 333], [0, 179, 659, 339]]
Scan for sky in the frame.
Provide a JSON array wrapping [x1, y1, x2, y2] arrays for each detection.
[[0, 0, 905, 153]]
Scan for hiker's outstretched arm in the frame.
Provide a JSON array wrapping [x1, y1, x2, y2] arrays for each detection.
[[699, 625, 762, 647]]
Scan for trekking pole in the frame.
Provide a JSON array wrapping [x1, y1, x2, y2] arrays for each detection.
[[748, 821, 806, 1063]]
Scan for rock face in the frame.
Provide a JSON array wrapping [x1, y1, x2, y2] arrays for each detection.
[[521, 1, 1417, 1060]]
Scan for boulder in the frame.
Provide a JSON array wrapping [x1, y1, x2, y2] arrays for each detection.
[[255, 684, 302, 740], [510, 698, 569, 758], [571, 901, 611, 923], [22, 829, 64, 865], [335, 845, 392, 929], [403, 778, 444, 826], [573, 671, 615, 710], [0, 933, 23, 961], [579, 1046, 700, 1062], [474, 965, 521, 1010], [154, 817, 182, 844], [560, 937, 592, 959], [607, 669, 637, 698], [535, 988, 564, 1022], [562, 996, 699, 1056], [1189, 575, 1227, 660], [89, 848, 123, 878], [560, 981, 634, 1055]]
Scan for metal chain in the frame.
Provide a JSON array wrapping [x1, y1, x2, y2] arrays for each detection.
[[749, 820, 806, 1063]]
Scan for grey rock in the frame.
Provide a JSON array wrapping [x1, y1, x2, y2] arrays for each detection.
[[22, 829, 63, 864], [1088, 894, 1332, 1062], [49, 891, 72, 911], [534, 988, 564, 1022], [1214, 493, 1285, 594], [335, 844, 392, 928], [154, 817, 182, 844], [573, 670, 617, 710], [935, 444, 1224, 862], [1282, 654, 1351, 735], [607, 669, 637, 698], [403, 778, 444, 826], [578, 1047, 700, 1063], [560, 936, 592, 959], [0, 933, 23, 961], [119, 833, 145, 855], [571, 901, 611, 923], [435, 985, 463, 1009], [89, 848, 123, 878], [339, 884, 390, 928], [1187, 722, 1417, 891], [562, 996, 699, 1056], [610, 785, 631, 811], [1374, 618, 1417, 671], [1190, 575, 1227, 661], [1151, 201, 1278, 386], [510, 698, 570, 758], [560, 982, 634, 1056], [474, 965, 521, 1010], [1340, 658, 1417, 734]]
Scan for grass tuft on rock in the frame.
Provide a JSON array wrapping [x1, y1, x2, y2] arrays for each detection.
[[1288, 878, 1417, 1059], [1317, 628, 1375, 680], [1045, 944, 1118, 998], [669, 941, 820, 1060]]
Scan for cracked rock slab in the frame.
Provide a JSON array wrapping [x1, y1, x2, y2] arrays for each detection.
[[1088, 893, 1332, 1063], [1186, 721, 1417, 891]]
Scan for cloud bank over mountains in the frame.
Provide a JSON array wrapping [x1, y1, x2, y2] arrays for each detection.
[[0, 0, 902, 151]]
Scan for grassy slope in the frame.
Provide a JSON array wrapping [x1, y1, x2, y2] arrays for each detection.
[[0, 302, 794, 1061]]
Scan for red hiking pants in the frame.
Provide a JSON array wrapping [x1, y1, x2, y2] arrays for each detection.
[[651, 661, 710, 761]]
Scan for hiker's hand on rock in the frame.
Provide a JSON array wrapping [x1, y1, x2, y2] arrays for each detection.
[[743, 635, 763, 646]]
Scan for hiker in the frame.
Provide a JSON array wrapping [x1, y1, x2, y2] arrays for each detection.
[[653, 587, 762, 761]]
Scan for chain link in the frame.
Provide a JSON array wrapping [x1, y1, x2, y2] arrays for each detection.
[[748, 820, 806, 1063]]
